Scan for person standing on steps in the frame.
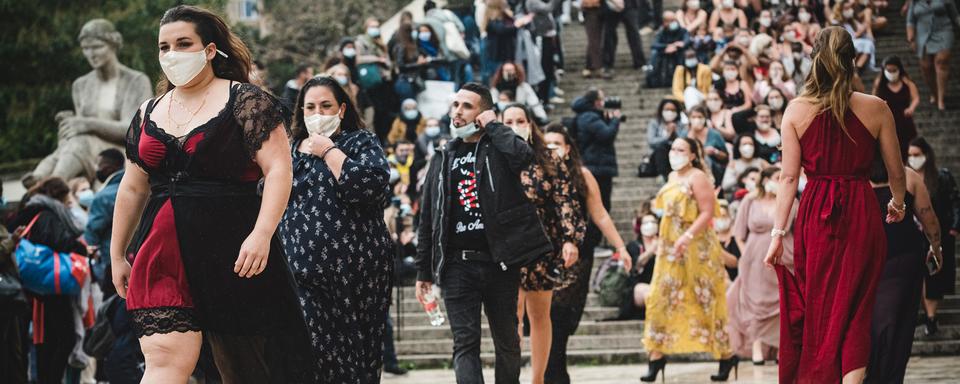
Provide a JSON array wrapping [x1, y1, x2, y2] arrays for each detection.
[[415, 83, 553, 384], [906, 0, 959, 111], [601, 0, 646, 79], [764, 27, 907, 384], [640, 137, 736, 383], [580, 0, 604, 78], [907, 137, 960, 337], [111, 6, 312, 382], [872, 56, 919, 160], [571, 89, 621, 212], [541, 123, 630, 384]]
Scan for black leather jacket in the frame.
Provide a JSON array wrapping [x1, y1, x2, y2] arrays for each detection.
[[416, 122, 552, 284]]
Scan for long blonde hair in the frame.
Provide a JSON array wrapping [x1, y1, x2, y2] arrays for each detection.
[[798, 26, 857, 138]]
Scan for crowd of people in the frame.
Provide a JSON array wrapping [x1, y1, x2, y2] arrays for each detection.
[[1, 0, 958, 384]]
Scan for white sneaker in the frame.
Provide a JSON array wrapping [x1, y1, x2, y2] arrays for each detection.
[[554, 87, 565, 96], [549, 96, 566, 104], [560, 14, 571, 25]]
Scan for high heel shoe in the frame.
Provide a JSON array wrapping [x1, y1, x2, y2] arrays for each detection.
[[710, 355, 740, 381], [640, 358, 667, 382]]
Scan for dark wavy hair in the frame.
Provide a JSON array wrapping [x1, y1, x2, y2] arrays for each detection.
[[501, 104, 555, 177], [877, 55, 910, 89], [544, 122, 588, 200], [657, 98, 684, 123], [291, 76, 366, 142], [157, 5, 252, 93], [675, 137, 709, 175], [490, 61, 526, 89], [909, 137, 940, 194]]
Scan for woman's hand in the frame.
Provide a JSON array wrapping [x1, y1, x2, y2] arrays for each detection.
[[112, 258, 132, 299], [614, 246, 632, 272], [763, 236, 783, 268], [904, 106, 915, 118], [562, 242, 579, 268], [672, 234, 691, 259], [928, 246, 944, 274], [886, 199, 906, 223], [235, 231, 270, 278], [415, 280, 433, 306], [304, 133, 336, 157]]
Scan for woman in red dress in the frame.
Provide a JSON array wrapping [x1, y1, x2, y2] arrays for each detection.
[[110, 6, 310, 383], [763, 27, 907, 384]]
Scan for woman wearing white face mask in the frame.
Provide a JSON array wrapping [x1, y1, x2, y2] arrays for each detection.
[[708, 0, 748, 40], [112, 5, 312, 383], [641, 137, 735, 382], [907, 137, 960, 338], [682, 106, 729, 188], [280, 75, 394, 382], [833, 1, 877, 71], [722, 135, 770, 193], [752, 60, 797, 104], [728, 167, 797, 367], [873, 56, 919, 158], [648, 99, 687, 180], [716, 60, 753, 115], [501, 105, 586, 384], [764, 88, 788, 128], [751, 105, 782, 163], [678, 0, 709, 32]]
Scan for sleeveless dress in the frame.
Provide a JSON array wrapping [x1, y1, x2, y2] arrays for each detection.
[[643, 180, 731, 358], [124, 83, 312, 381], [875, 83, 917, 158], [867, 189, 925, 383], [776, 110, 886, 383]]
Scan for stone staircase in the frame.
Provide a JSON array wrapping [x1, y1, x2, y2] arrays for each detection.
[[393, 0, 960, 368]]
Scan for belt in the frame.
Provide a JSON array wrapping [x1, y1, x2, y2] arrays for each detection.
[[150, 176, 259, 198], [448, 249, 492, 262], [807, 174, 867, 237]]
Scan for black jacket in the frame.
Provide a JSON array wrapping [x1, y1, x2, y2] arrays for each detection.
[[415, 122, 552, 285], [9, 205, 87, 256], [572, 96, 620, 177], [933, 168, 960, 232]]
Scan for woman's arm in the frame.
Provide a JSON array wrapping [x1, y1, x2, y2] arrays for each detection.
[[674, 170, 717, 257], [909, 168, 942, 252], [906, 78, 920, 116], [582, 168, 626, 250], [109, 160, 151, 296], [874, 99, 908, 218]]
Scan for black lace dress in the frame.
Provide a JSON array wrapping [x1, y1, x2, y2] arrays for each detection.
[[123, 82, 312, 381]]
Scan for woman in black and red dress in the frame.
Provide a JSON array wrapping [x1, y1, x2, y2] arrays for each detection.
[[110, 6, 310, 383]]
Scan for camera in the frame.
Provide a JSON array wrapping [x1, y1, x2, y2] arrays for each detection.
[[603, 96, 627, 122]]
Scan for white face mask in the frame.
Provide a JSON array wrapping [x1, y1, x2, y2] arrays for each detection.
[[662, 110, 678, 122], [450, 120, 479, 139], [159, 46, 215, 87], [740, 144, 755, 158], [335, 75, 349, 86], [669, 153, 691, 171], [759, 17, 772, 27], [768, 97, 784, 110], [367, 27, 381, 38], [304, 109, 342, 137], [687, 0, 700, 9], [640, 222, 659, 237], [425, 125, 442, 137], [723, 70, 739, 81], [908, 155, 926, 170], [756, 121, 772, 131], [723, 0, 735, 8], [884, 70, 900, 82], [707, 100, 724, 112], [744, 180, 757, 192], [714, 218, 731, 232], [419, 31, 432, 41], [510, 124, 531, 141], [842, 9, 855, 19], [798, 12, 812, 23], [342, 47, 357, 58], [764, 180, 779, 195], [737, 36, 751, 47], [547, 143, 566, 158], [402, 109, 419, 120], [690, 117, 706, 129], [685, 58, 699, 68]]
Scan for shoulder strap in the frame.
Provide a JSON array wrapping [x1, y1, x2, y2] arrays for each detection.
[[21, 213, 42, 239]]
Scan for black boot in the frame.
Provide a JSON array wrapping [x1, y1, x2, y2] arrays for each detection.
[[710, 355, 740, 381], [924, 316, 939, 336], [640, 357, 666, 382]]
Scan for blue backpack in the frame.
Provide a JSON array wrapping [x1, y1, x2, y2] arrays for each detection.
[[15, 214, 89, 295]]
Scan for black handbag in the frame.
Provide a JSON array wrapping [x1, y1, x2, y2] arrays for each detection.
[[83, 295, 118, 359], [637, 154, 659, 178]]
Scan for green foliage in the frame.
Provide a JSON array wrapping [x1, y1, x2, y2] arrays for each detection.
[[0, 0, 225, 164]]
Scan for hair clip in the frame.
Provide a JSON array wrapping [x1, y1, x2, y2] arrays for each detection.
[[216, 49, 229, 58]]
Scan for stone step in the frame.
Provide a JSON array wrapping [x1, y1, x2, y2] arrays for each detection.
[[396, 334, 642, 355], [393, 320, 644, 341], [394, 306, 618, 327]]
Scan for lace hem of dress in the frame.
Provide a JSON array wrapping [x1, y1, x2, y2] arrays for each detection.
[[130, 306, 202, 338]]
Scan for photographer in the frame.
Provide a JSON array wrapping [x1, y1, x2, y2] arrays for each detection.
[[572, 89, 622, 210]]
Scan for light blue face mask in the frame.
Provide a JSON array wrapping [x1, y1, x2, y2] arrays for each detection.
[[77, 190, 95, 208], [450, 120, 479, 139], [402, 109, 419, 120]]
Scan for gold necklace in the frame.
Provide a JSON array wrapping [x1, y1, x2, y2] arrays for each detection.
[[166, 87, 211, 134]]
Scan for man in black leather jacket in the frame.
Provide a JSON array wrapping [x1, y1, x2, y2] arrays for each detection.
[[415, 82, 551, 384]]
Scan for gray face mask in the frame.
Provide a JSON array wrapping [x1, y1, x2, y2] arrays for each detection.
[[450, 120, 479, 139]]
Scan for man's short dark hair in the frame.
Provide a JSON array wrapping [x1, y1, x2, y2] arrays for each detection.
[[583, 89, 601, 106], [460, 82, 494, 111], [98, 148, 125, 167], [294, 64, 311, 76]]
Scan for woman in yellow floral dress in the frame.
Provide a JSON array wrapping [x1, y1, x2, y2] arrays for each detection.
[[641, 137, 737, 382]]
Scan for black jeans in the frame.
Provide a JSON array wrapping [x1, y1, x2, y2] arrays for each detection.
[[104, 298, 144, 384], [442, 259, 521, 384], [638, 0, 663, 28], [602, 9, 645, 69], [594, 174, 614, 212]]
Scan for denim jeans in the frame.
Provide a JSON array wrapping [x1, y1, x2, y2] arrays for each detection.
[[441, 259, 521, 384]]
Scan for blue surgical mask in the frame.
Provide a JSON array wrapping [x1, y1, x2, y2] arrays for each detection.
[[77, 190, 95, 208], [419, 31, 432, 42], [450, 120, 479, 139], [367, 27, 381, 38], [669, 21, 680, 31], [402, 109, 419, 120], [425, 125, 442, 137]]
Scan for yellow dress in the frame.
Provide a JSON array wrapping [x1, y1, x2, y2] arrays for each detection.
[[642, 180, 732, 358]]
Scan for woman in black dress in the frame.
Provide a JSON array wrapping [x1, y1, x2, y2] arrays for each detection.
[[112, 6, 311, 383], [867, 157, 943, 383], [908, 137, 960, 336], [279, 76, 393, 383]]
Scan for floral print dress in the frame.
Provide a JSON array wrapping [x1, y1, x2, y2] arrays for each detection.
[[279, 129, 393, 383], [642, 180, 732, 358], [519, 158, 586, 291]]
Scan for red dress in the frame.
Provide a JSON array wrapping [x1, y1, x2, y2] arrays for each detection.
[[776, 110, 887, 383]]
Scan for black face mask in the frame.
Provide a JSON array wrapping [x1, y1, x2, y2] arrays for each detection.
[[96, 169, 111, 183]]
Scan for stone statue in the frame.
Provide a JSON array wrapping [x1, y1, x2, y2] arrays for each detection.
[[23, 19, 152, 188]]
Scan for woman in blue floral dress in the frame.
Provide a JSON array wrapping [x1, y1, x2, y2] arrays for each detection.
[[278, 76, 393, 383]]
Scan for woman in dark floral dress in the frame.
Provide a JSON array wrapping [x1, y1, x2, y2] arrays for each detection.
[[279, 76, 393, 383], [501, 105, 586, 384], [112, 6, 311, 383]]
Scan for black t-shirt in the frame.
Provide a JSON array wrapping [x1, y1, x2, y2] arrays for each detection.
[[447, 144, 489, 252]]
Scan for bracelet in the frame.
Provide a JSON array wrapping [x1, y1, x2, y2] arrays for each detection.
[[318, 145, 338, 160], [887, 199, 906, 214], [771, 228, 787, 238]]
